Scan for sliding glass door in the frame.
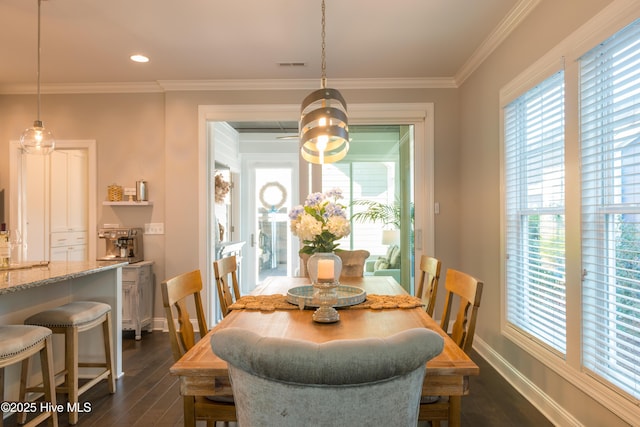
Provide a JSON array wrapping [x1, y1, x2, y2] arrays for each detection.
[[319, 125, 414, 291]]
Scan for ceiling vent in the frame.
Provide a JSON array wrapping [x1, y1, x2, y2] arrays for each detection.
[[278, 62, 306, 67]]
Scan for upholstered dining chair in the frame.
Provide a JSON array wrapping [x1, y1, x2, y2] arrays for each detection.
[[213, 255, 241, 317], [419, 268, 484, 426], [161, 270, 236, 427], [336, 249, 371, 277], [415, 255, 442, 317], [211, 327, 444, 427], [299, 250, 371, 279]]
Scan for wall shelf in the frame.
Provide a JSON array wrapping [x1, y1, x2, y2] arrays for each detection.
[[103, 201, 153, 206]]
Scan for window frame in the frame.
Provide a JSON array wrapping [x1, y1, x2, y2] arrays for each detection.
[[503, 69, 567, 356], [579, 19, 640, 400], [499, 2, 640, 422]]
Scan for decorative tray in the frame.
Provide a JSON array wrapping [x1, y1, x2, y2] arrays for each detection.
[[286, 285, 366, 308]]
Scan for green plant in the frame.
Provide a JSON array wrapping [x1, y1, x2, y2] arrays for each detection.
[[350, 199, 413, 229]]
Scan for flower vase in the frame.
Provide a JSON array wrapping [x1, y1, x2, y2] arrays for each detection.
[[307, 252, 341, 323]]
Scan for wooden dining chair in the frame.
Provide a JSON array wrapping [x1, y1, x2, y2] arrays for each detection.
[[419, 268, 484, 426], [415, 255, 442, 317], [161, 269, 236, 426], [213, 255, 241, 317]]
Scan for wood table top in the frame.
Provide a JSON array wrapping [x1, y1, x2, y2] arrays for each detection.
[[171, 276, 479, 389]]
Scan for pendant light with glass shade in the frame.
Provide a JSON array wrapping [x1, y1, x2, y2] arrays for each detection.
[[299, 0, 348, 165], [20, 0, 55, 155]]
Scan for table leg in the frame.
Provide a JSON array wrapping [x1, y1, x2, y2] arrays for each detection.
[[183, 396, 196, 427], [448, 395, 461, 427]]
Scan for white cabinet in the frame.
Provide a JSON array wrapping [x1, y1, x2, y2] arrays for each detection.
[[122, 261, 154, 340], [50, 150, 88, 233], [24, 149, 89, 262], [49, 231, 87, 261]]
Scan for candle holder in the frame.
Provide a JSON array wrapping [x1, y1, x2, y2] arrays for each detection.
[[307, 252, 342, 323]]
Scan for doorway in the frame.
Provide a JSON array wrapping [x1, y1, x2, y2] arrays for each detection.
[[8, 140, 97, 263], [200, 103, 434, 323], [254, 167, 295, 282]]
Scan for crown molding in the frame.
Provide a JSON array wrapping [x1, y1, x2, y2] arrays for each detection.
[[158, 77, 457, 91], [0, 82, 165, 95], [0, 77, 457, 95], [455, 0, 541, 86]]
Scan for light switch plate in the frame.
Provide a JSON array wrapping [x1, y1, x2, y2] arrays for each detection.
[[144, 223, 164, 235]]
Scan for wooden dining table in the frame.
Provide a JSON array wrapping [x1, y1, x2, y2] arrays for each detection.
[[170, 275, 479, 427]]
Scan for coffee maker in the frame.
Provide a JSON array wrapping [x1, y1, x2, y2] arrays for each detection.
[[98, 227, 144, 263]]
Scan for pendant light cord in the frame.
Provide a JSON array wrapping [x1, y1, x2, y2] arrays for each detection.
[[36, 0, 42, 123], [320, 0, 326, 89]]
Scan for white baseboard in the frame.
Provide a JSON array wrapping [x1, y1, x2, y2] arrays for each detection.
[[473, 337, 582, 427], [153, 317, 168, 332]]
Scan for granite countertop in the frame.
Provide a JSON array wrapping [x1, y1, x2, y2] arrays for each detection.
[[0, 261, 128, 295]]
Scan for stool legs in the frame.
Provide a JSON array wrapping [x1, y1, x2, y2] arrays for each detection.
[[39, 335, 58, 427], [13, 335, 58, 427], [103, 311, 116, 394], [22, 302, 115, 425], [21, 313, 115, 425], [65, 326, 79, 425], [65, 312, 115, 424]]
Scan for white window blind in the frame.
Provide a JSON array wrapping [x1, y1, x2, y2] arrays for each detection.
[[580, 19, 640, 400], [504, 71, 567, 354]]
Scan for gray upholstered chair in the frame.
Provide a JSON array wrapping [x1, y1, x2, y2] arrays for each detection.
[[211, 327, 444, 427]]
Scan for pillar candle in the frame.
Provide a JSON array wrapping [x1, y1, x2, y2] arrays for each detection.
[[317, 259, 335, 280]]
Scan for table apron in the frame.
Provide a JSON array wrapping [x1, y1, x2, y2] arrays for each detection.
[[423, 375, 470, 396]]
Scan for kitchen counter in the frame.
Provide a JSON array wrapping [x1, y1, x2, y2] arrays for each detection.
[[0, 260, 127, 294], [0, 260, 126, 402]]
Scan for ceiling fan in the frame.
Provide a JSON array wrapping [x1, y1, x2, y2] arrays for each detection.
[[276, 134, 300, 140]]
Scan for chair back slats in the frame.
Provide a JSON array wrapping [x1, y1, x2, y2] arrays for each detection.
[[161, 269, 208, 362], [439, 268, 483, 353], [416, 255, 442, 316], [214, 256, 241, 317], [173, 298, 196, 352]]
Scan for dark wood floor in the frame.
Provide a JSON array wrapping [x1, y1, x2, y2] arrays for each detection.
[[7, 330, 553, 427]]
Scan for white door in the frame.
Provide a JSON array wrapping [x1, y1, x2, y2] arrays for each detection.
[[242, 157, 299, 292], [24, 154, 49, 261]]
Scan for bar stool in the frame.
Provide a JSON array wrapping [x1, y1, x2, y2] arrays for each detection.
[[23, 301, 116, 425], [0, 325, 58, 427]]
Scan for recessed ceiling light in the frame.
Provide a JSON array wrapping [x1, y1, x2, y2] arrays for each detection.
[[130, 54, 149, 63]]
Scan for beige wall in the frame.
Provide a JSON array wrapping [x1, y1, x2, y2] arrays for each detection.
[[0, 87, 461, 329], [458, 0, 633, 425]]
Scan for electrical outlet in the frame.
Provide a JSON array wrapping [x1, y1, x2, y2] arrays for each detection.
[[144, 223, 164, 235]]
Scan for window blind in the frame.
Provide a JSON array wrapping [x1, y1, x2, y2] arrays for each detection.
[[580, 19, 640, 400], [504, 70, 567, 354]]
